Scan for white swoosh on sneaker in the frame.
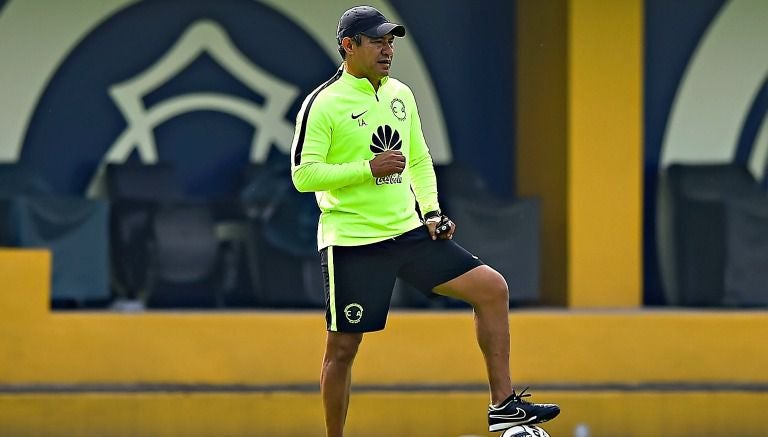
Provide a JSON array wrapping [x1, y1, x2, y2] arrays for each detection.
[[488, 407, 527, 420]]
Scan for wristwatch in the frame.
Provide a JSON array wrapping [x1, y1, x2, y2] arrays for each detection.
[[424, 210, 441, 225]]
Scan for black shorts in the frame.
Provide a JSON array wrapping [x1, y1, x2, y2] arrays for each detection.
[[320, 226, 484, 333]]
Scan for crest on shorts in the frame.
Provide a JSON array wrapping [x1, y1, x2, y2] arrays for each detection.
[[344, 303, 364, 324]]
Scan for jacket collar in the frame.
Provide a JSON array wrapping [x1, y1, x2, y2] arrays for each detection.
[[339, 63, 389, 96]]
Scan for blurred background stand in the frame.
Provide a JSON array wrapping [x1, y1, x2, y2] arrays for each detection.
[[392, 163, 542, 309], [656, 163, 764, 306]]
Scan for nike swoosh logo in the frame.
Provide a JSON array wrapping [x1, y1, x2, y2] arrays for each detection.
[[488, 407, 527, 420], [351, 111, 368, 119]]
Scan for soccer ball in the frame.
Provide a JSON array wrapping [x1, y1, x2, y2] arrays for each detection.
[[500, 425, 550, 437]]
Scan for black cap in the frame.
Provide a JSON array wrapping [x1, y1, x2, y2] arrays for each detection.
[[336, 6, 405, 42]]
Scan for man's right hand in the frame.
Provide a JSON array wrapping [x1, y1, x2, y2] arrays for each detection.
[[369, 151, 406, 177]]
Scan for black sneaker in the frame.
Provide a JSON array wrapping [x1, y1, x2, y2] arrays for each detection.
[[487, 388, 560, 432]]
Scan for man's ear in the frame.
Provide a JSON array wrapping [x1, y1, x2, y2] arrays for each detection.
[[342, 37, 355, 55]]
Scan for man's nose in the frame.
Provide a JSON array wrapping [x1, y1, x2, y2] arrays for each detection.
[[382, 44, 393, 55]]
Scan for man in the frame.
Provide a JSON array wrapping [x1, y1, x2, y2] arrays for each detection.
[[290, 6, 560, 436]]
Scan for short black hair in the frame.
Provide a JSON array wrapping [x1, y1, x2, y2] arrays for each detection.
[[337, 34, 363, 60]]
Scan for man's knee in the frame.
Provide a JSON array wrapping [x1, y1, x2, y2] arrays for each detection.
[[325, 332, 363, 365], [478, 267, 509, 306]]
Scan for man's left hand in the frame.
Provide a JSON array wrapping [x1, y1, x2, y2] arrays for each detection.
[[426, 215, 455, 240]]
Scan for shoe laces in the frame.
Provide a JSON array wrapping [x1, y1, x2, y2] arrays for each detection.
[[490, 387, 534, 410], [510, 387, 532, 404]]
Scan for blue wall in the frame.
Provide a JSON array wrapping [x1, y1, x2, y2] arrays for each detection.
[[643, 0, 768, 304], [14, 0, 517, 199], [643, 0, 727, 304]]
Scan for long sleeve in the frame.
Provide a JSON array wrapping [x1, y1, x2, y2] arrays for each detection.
[[407, 97, 440, 215], [291, 93, 372, 192], [293, 160, 371, 192]]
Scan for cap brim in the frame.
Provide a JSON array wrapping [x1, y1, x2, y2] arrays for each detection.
[[361, 22, 405, 38]]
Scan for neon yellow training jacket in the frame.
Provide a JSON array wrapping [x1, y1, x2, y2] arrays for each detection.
[[291, 66, 439, 249]]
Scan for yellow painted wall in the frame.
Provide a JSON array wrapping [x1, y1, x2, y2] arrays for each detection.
[[2, 250, 768, 386], [3, 251, 768, 435], [3, 391, 768, 437]]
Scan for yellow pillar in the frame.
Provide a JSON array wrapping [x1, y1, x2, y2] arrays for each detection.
[[516, 0, 569, 306], [516, 0, 643, 307], [567, 0, 643, 307], [0, 249, 50, 321]]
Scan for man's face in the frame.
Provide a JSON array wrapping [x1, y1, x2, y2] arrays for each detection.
[[347, 33, 395, 81]]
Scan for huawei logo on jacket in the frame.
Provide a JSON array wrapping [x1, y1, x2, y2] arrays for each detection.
[[370, 125, 403, 185], [370, 125, 402, 153]]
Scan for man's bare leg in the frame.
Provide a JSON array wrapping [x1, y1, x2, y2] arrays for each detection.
[[433, 265, 513, 404], [321, 331, 363, 437]]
